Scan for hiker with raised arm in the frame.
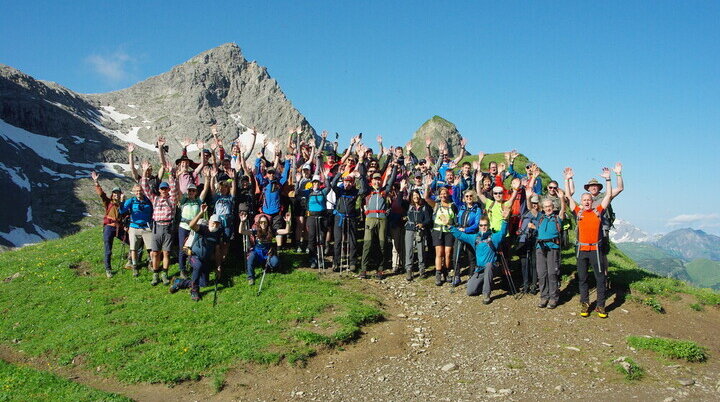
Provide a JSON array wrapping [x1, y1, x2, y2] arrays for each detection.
[[127, 143, 163, 190], [451, 206, 512, 304], [505, 150, 543, 195], [448, 184, 482, 287], [304, 168, 331, 269], [358, 157, 397, 279], [177, 167, 210, 279], [140, 160, 178, 286], [209, 165, 237, 270], [565, 167, 613, 318], [176, 137, 204, 195], [330, 168, 361, 272], [239, 212, 292, 285], [535, 187, 566, 309], [477, 152, 505, 190], [120, 178, 153, 277], [169, 203, 222, 301], [255, 149, 292, 247], [91, 171, 127, 278], [425, 185, 457, 286], [516, 190, 541, 294]]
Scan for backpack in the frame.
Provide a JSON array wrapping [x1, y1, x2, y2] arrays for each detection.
[[475, 235, 497, 253]]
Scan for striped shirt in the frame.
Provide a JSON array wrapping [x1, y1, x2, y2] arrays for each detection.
[[141, 177, 177, 225]]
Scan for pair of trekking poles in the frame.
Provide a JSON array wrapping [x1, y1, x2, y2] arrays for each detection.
[[314, 215, 327, 273], [339, 217, 352, 276]]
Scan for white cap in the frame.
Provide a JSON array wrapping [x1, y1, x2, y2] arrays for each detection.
[[209, 214, 221, 224], [312, 175, 321, 182]]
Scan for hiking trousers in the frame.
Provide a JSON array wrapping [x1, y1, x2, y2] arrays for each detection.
[[577, 249, 607, 308], [403, 230, 426, 273], [467, 263, 494, 297], [453, 238, 477, 276], [103, 225, 124, 271], [333, 217, 357, 268], [361, 217, 387, 272], [518, 242, 537, 289], [536, 248, 559, 303], [389, 224, 405, 270], [246, 251, 280, 279], [178, 227, 191, 274], [306, 215, 326, 262]]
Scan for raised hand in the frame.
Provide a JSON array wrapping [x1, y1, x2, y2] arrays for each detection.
[[202, 166, 212, 177], [563, 167, 574, 180], [141, 160, 151, 173], [180, 138, 191, 148], [425, 137, 432, 147], [460, 138, 468, 148], [227, 168, 236, 179], [376, 135, 383, 143], [614, 162, 623, 175], [504, 151, 511, 161], [511, 150, 519, 160], [200, 203, 208, 213], [478, 152, 485, 163], [196, 140, 205, 150], [157, 136, 166, 147], [472, 161, 479, 171], [321, 130, 328, 139], [127, 143, 135, 153], [284, 211, 292, 223], [406, 142, 413, 152], [600, 167, 611, 179], [285, 153, 293, 161], [239, 210, 248, 222], [90, 171, 99, 183], [210, 124, 218, 136]]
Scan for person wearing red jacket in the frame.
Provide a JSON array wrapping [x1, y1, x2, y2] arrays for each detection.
[[90, 171, 127, 278]]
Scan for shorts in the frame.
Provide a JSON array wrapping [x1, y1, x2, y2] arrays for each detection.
[[431, 230, 454, 247], [151, 224, 173, 252], [271, 213, 285, 232], [129, 226, 153, 252]]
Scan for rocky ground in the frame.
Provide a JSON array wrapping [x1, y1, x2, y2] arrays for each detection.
[[7, 268, 718, 401]]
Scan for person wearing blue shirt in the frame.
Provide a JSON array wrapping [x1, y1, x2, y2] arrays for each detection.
[[451, 207, 511, 304], [505, 151, 543, 195], [305, 174, 331, 268], [535, 193, 566, 309], [449, 188, 482, 287], [119, 184, 153, 276], [255, 154, 292, 246]]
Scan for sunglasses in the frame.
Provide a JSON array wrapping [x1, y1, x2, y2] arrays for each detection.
[[479, 224, 489, 227], [548, 186, 558, 189], [493, 192, 503, 195], [464, 195, 473, 198]]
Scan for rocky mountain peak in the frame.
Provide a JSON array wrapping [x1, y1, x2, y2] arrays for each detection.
[[408, 115, 465, 158]]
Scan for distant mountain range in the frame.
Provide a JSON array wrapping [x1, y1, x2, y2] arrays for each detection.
[[615, 224, 720, 290]]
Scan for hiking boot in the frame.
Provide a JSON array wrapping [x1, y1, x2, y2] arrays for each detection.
[[435, 271, 443, 286], [530, 285, 538, 295], [483, 296, 491, 305], [105, 270, 113, 278], [406, 269, 414, 282], [150, 273, 160, 286], [418, 268, 425, 277], [547, 301, 557, 309], [537, 299, 548, 308], [392, 266, 402, 275], [595, 306, 608, 319], [169, 278, 183, 294], [190, 289, 200, 301], [132, 267, 140, 277], [452, 275, 461, 287], [375, 271, 385, 280], [248, 277, 255, 285], [161, 272, 170, 285], [124, 261, 134, 270], [580, 302, 590, 317], [179, 270, 188, 280]]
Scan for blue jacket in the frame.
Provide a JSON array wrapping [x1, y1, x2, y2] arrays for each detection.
[[451, 220, 508, 270], [256, 158, 291, 215], [455, 203, 482, 234], [119, 197, 153, 229], [507, 164, 543, 195], [535, 213, 562, 250]]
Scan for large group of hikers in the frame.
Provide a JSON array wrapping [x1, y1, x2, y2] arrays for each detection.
[[92, 125, 624, 318]]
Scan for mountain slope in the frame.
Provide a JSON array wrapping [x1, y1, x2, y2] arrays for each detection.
[[656, 228, 720, 261], [0, 43, 314, 247]]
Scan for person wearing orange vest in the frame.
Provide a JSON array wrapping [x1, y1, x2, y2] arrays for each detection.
[[565, 167, 613, 318]]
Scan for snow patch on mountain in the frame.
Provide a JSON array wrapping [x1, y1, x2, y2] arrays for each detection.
[[100, 105, 135, 123], [609, 219, 656, 243], [0, 118, 71, 163], [0, 162, 31, 190]]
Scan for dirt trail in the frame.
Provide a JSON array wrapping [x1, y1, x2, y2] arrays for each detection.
[[4, 271, 720, 401]]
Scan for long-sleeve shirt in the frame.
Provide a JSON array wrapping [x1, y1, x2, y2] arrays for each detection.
[[452, 220, 508, 270], [507, 163, 543, 195], [140, 176, 177, 224], [455, 204, 482, 234], [255, 158, 291, 215], [94, 184, 121, 227]]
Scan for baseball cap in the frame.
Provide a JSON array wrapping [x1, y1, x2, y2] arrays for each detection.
[[209, 214, 221, 224], [159, 182, 170, 189], [111, 187, 122, 193], [187, 183, 197, 191], [312, 175, 321, 182], [530, 194, 540, 203]]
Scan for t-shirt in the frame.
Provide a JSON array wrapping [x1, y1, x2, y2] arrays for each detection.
[[484, 199, 505, 233], [433, 204, 456, 233], [179, 196, 202, 230], [574, 205, 605, 251]]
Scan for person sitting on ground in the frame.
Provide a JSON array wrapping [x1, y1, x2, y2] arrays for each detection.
[[119, 182, 153, 277], [90, 171, 127, 278], [140, 161, 178, 286], [564, 167, 613, 318], [170, 204, 222, 301], [239, 212, 292, 285], [451, 207, 512, 304]]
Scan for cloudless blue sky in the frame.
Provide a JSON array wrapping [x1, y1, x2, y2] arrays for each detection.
[[2, 1, 719, 235]]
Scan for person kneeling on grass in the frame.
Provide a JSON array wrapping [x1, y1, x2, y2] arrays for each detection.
[[450, 207, 511, 304], [239, 212, 292, 285], [170, 204, 221, 301]]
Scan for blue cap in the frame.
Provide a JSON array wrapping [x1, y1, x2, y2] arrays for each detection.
[[159, 182, 170, 189]]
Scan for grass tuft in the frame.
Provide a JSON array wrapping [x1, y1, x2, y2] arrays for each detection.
[[627, 336, 708, 362], [627, 295, 665, 313], [611, 357, 645, 381]]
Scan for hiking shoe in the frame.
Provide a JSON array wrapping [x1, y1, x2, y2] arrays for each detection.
[[483, 296, 491, 305], [547, 301, 557, 309], [179, 270, 188, 280], [580, 302, 590, 317], [190, 290, 200, 301], [530, 285, 538, 295], [406, 269, 414, 282], [332, 265, 340, 272], [452, 275, 461, 287], [161, 272, 170, 285], [435, 271, 443, 286], [296, 247, 302, 253], [418, 268, 425, 277], [105, 270, 113, 278], [595, 306, 608, 319], [375, 271, 385, 280], [169, 278, 183, 294], [151, 273, 160, 286], [132, 268, 140, 277], [537, 299, 548, 308], [248, 277, 255, 285]]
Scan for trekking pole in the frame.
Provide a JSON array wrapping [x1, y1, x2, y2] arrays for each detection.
[[213, 268, 219, 307], [318, 216, 326, 272], [257, 255, 271, 295], [498, 251, 520, 299], [116, 227, 127, 272]]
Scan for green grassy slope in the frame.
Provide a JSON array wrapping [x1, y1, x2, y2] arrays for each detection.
[[0, 228, 382, 385], [616, 243, 691, 282], [685, 258, 720, 290]]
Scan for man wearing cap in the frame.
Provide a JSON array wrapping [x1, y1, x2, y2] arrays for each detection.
[[358, 162, 397, 279], [140, 161, 178, 286], [304, 172, 331, 268], [170, 204, 222, 301], [330, 169, 361, 271], [255, 153, 292, 246], [120, 182, 153, 277], [565, 167, 614, 318], [91, 171, 127, 278], [177, 171, 210, 279], [293, 162, 314, 252]]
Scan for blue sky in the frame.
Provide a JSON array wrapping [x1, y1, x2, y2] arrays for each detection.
[[2, 1, 719, 235]]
